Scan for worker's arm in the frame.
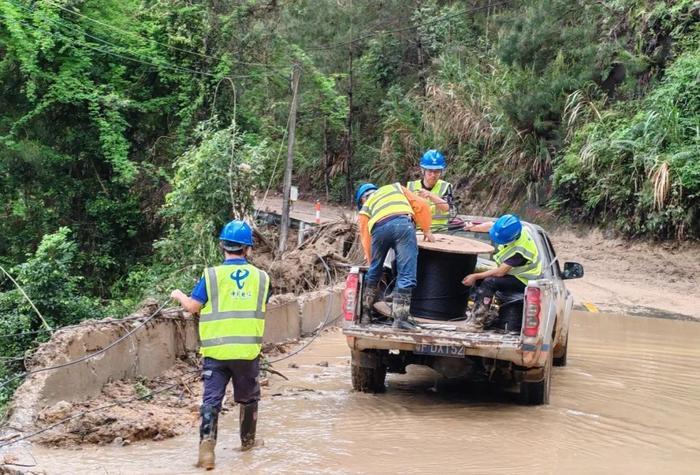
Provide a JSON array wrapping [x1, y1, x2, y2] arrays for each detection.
[[170, 289, 203, 314], [358, 214, 371, 264], [401, 186, 435, 242], [415, 188, 449, 212], [461, 262, 512, 287], [463, 221, 493, 233]]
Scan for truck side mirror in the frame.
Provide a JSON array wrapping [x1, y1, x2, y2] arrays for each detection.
[[563, 262, 584, 279]]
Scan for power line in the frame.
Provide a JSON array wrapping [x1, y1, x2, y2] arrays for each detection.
[[3, 3, 288, 80], [0, 300, 171, 392], [306, 1, 511, 51], [42, 0, 278, 68]]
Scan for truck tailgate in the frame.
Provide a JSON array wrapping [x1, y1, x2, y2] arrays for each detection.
[[344, 324, 525, 365]]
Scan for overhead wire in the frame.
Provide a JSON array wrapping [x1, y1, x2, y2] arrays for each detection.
[[42, 0, 277, 68], [2, 2, 288, 80]]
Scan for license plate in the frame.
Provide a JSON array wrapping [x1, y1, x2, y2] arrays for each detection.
[[414, 344, 465, 358]]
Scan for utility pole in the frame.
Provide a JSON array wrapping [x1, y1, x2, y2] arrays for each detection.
[[345, 46, 354, 204], [279, 63, 301, 254]]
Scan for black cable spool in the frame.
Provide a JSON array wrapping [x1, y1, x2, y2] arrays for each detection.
[[410, 248, 475, 320]]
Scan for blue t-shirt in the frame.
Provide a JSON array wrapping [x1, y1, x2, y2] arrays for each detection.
[[191, 258, 271, 305]]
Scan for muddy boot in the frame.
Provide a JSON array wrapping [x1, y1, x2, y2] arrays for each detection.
[[466, 296, 492, 329], [360, 286, 379, 325], [391, 290, 417, 331], [240, 401, 263, 451], [197, 404, 218, 470]]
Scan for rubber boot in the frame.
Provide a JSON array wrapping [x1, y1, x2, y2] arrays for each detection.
[[466, 296, 492, 329], [360, 286, 379, 325], [240, 401, 263, 451], [391, 290, 417, 331], [197, 404, 218, 470]]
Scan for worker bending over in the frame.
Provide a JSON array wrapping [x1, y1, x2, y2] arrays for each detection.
[[171, 220, 270, 470], [462, 215, 541, 327], [356, 183, 434, 330], [407, 149, 454, 231]]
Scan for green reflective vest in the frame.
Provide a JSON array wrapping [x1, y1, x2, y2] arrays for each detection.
[[199, 263, 270, 360], [359, 183, 415, 233], [407, 179, 451, 229], [493, 227, 542, 284]]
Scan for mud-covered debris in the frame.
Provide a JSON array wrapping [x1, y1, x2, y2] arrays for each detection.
[[37, 401, 72, 423], [253, 220, 361, 294], [288, 363, 299, 369]]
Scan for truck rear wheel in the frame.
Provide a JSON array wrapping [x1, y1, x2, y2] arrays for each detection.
[[517, 349, 552, 405], [553, 333, 568, 367], [351, 364, 387, 393]]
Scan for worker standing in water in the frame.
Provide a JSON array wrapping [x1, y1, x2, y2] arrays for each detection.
[[171, 220, 270, 470], [355, 183, 434, 330], [407, 150, 454, 231]]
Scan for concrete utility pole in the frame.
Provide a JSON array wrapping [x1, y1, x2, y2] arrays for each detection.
[[279, 63, 301, 253]]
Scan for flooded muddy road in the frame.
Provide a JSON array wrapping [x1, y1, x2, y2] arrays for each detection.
[[27, 311, 700, 474]]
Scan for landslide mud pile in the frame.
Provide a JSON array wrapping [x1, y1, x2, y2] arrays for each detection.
[[33, 361, 201, 447], [254, 220, 361, 294]]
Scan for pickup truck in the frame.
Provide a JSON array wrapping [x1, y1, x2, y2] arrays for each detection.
[[342, 219, 584, 405]]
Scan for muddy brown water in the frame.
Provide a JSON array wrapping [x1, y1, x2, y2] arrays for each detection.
[[21, 311, 700, 474]]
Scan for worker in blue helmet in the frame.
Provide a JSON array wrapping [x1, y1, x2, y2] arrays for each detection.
[[406, 150, 454, 231], [171, 220, 271, 469], [461, 215, 542, 328], [355, 182, 434, 330]]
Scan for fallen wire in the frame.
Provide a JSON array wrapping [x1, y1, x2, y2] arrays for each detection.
[[0, 312, 183, 341], [266, 254, 340, 364], [0, 370, 200, 449], [0, 300, 172, 392]]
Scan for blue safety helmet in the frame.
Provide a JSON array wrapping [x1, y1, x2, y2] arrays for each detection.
[[219, 220, 254, 250], [489, 214, 522, 245], [420, 149, 446, 170], [355, 183, 378, 210]]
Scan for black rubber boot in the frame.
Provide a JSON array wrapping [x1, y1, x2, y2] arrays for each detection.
[[391, 290, 417, 331], [197, 404, 219, 470], [360, 285, 379, 325], [240, 401, 263, 451]]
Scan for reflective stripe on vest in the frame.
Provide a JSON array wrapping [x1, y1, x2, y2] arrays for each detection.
[[407, 179, 451, 228], [359, 183, 414, 233], [199, 264, 269, 360], [493, 228, 542, 284]]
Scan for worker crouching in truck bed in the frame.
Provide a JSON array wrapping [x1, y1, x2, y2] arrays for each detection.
[[171, 220, 271, 470], [355, 182, 434, 331], [462, 214, 542, 328]]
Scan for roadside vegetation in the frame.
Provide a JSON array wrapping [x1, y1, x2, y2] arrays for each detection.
[[1, 0, 698, 408]]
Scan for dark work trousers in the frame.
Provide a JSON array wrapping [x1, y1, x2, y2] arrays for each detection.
[[477, 275, 526, 301], [201, 356, 260, 410]]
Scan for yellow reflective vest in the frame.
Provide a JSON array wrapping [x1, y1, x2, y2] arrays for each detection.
[[407, 179, 451, 229], [199, 263, 270, 360], [359, 183, 414, 233], [493, 227, 542, 284]]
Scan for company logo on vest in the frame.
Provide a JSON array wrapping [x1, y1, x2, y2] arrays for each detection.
[[230, 269, 250, 289]]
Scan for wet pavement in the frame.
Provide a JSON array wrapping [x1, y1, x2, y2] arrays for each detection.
[[25, 311, 700, 474]]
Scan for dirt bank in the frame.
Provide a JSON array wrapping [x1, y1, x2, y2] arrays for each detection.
[[551, 229, 700, 319]]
